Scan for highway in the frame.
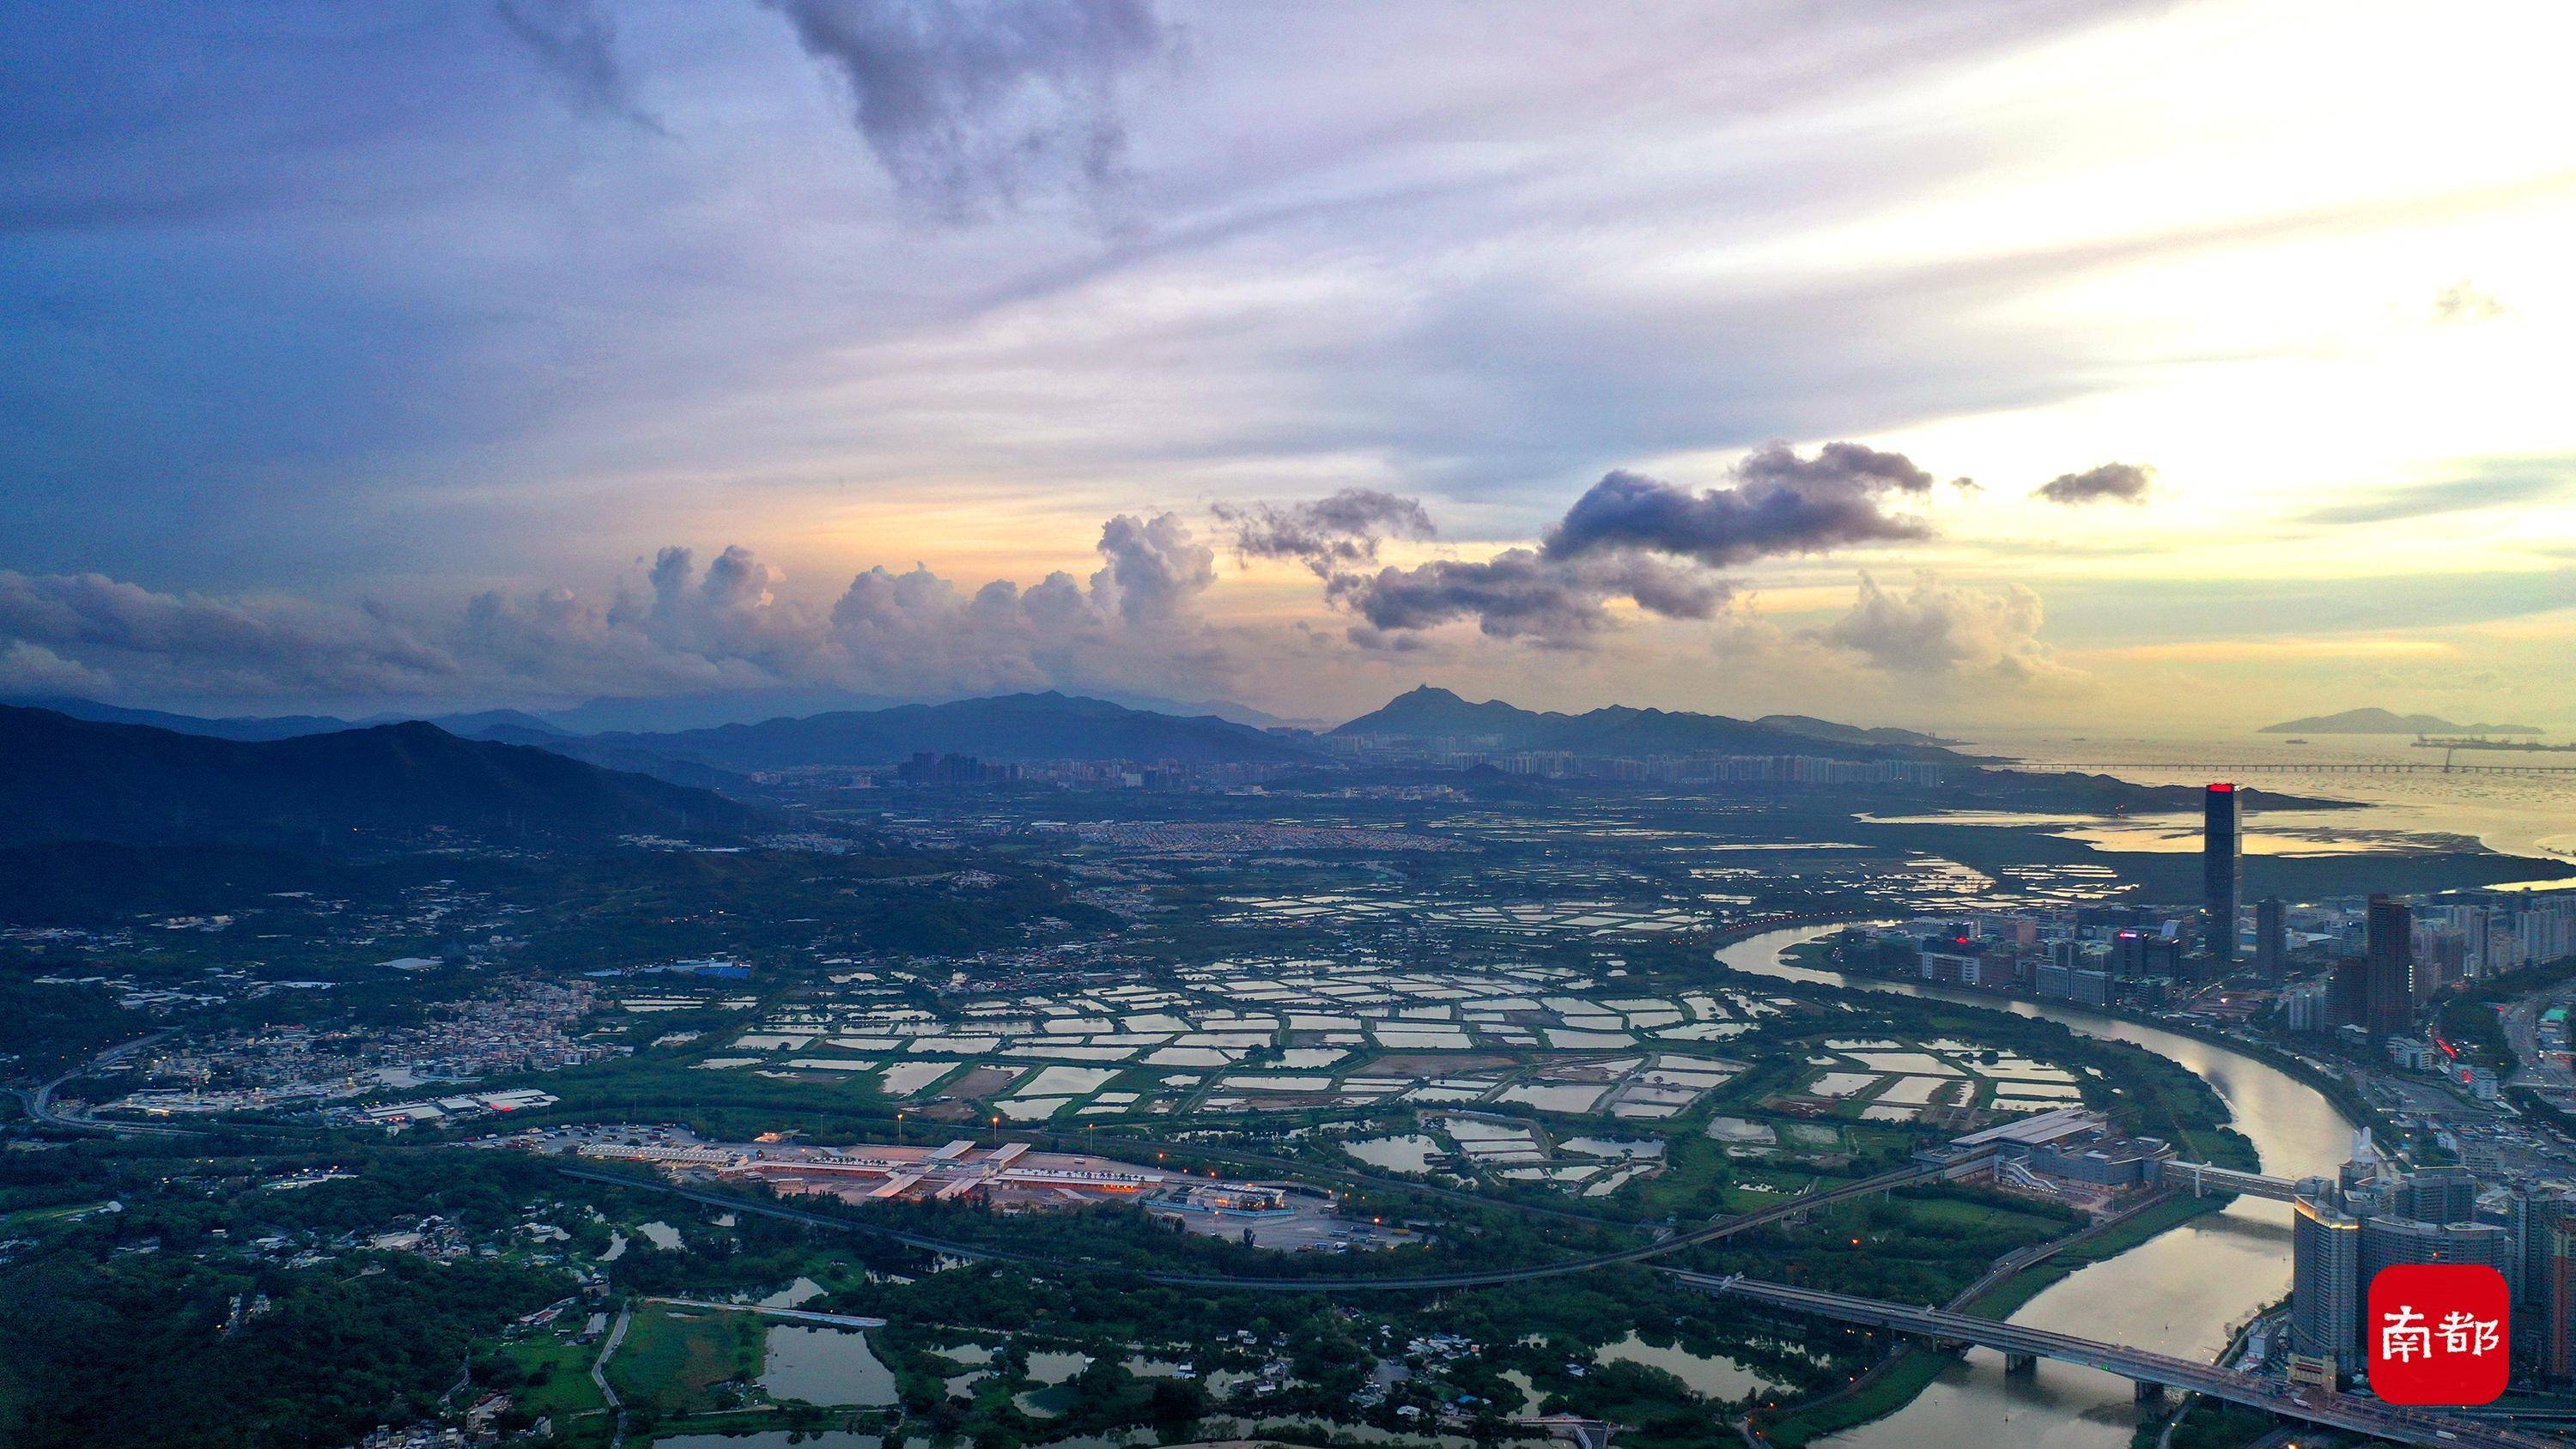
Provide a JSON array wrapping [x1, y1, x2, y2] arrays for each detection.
[[2503, 988, 2576, 1096], [1679, 1273, 2563, 1449], [558, 1151, 1978, 1292], [6, 1031, 197, 1137]]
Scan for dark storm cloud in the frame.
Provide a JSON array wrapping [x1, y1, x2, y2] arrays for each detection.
[[1543, 445, 1945, 566], [1212, 489, 1437, 574], [1326, 549, 1727, 647], [1322, 442, 1954, 646], [759, 0, 1168, 213], [495, 0, 665, 132], [2032, 461, 2152, 506]]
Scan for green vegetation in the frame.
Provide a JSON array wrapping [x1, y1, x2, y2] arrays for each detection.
[[0, 973, 141, 1082], [0, 765, 2426, 1449], [608, 1304, 765, 1421], [0, 1248, 559, 1449], [496, 1331, 610, 1424]]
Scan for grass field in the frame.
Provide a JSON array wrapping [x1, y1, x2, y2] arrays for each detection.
[[0, 1200, 116, 1232], [506, 1331, 610, 1424], [606, 1304, 765, 1419]]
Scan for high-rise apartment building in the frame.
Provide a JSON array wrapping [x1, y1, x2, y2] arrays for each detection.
[[2391, 1165, 2480, 1226], [2291, 1142, 2513, 1380], [2292, 1183, 2364, 1376], [2255, 895, 2287, 983]]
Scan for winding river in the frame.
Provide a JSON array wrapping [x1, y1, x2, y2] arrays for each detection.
[[1716, 927, 2354, 1449]]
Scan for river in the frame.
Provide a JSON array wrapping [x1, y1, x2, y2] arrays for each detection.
[[1716, 926, 2354, 1449]]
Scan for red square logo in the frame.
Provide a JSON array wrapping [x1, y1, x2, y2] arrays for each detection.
[[2367, 1264, 2510, 1405]]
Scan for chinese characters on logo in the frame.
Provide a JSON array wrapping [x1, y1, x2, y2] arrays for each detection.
[[2367, 1264, 2508, 1405]]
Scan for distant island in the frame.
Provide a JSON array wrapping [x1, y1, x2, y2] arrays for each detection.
[[2260, 707, 2543, 736]]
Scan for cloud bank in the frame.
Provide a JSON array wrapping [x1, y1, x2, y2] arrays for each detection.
[[0, 464, 2105, 713], [0, 512, 1241, 710]]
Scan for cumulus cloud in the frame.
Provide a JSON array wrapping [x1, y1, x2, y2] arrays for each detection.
[[1090, 512, 1215, 623], [495, 0, 665, 133], [1212, 488, 1437, 575], [760, 0, 1168, 215], [2032, 461, 2153, 506], [0, 512, 1241, 709], [1816, 571, 2075, 685]]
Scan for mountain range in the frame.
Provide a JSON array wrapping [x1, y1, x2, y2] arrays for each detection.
[[1, 687, 1314, 742], [513, 691, 1316, 774], [0, 705, 762, 848], [2258, 708, 2543, 736], [3, 687, 1953, 805], [1332, 686, 1953, 759], [1, 693, 566, 742]]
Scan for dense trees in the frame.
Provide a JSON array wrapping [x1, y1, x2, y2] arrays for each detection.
[[0, 1252, 556, 1449]]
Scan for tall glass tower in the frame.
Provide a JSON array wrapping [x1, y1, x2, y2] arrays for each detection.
[[2203, 783, 2241, 961]]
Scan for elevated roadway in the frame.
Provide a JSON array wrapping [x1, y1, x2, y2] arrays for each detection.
[[1679, 1273, 2561, 1449], [2157, 1160, 2301, 1201], [7, 1031, 198, 1138]]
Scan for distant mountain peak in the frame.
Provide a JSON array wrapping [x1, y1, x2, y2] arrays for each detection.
[[1332, 688, 1950, 760], [2260, 707, 2543, 736]]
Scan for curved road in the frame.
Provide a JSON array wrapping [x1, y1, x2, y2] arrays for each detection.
[[8, 1031, 195, 1137]]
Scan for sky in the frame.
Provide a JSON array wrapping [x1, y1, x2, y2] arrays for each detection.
[[3, 0, 2573, 731]]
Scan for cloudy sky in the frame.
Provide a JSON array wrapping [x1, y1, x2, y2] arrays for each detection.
[[4, 0, 2572, 729]]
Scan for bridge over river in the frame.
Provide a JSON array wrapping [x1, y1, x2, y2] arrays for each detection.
[[1680, 1273, 2561, 1449], [2156, 1159, 2302, 1201]]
